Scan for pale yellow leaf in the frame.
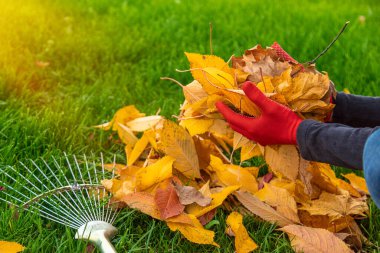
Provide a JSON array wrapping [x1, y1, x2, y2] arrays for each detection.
[[235, 191, 294, 227], [264, 145, 299, 180], [126, 115, 163, 132], [279, 225, 353, 253]]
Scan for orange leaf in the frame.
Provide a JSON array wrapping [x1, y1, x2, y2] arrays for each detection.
[[121, 192, 161, 219], [342, 173, 369, 195], [0, 241, 25, 253], [154, 183, 185, 219], [226, 212, 258, 253]]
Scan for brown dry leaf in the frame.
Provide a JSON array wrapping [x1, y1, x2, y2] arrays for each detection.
[[121, 192, 161, 219], [126, 115, 163, 132], [173, 180, 211, 206], [308, 162, 361, 197], [135, 156, 175, 191], [167, 214, 219, 247], [127, 132, 149, 166], [298, 210, 352, 233], [264, 145, 299, 180], [255, 183, 300, 223], [342, 173, 369, 195], [0, 241, 25, 253], [160, 120, 201, 179], [279, 224, 354, 253], [209, 155, 258, 194], [155, 183, 185, 219], [235, 191, 294, 227], [198, 209, 217, 226], [226, 212, 258, 253], [299, 192, 368, 222], [187, 185, 240, 217]]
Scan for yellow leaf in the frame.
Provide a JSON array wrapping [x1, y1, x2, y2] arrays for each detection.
[[126, 115, 163, 132], [160, 120, 201, 179], [279, 225, 354, 253], [264, 145, 299, 181], [127, 132, 149, 166], [221, 88, 261, 117], [299, 191, 368, 222], [0, 241, 25, 253], [183, 80, 208, 104], [100, 105, 144, 131], [254, 183, 300, 223], [117, 123, 138, 145], [226, 212, 258, 253], [135, 156, 175, 191], [308, 162, 361, 197], [186, 52, 235, 94], [241, 141, 262, 161], [167, 214, 219, 247], [102, 178, 134, 199], [342, 173, 369, 195], [235, 191, 294, 227], [256, 77, 275, 93], [186, 185, 240, 217], [180, 118, 214, 136], [208, 155, 258, 194]]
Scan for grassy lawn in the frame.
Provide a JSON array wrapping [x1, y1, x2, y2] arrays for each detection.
[[1, 0, 380, 252]]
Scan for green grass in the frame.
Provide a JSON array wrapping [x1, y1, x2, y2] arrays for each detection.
[[1, 0, 380, 252]]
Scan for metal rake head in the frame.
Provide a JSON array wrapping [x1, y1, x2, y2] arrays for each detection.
[[0, 153, 119, 230]]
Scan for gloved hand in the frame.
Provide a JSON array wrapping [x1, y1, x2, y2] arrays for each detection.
[[216, 81, 303, 146]]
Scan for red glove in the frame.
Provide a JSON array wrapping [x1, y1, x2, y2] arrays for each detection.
[[216, 82, 302, 146]]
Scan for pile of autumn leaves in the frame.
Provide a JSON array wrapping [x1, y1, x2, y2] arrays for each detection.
[[97, 44, 370, 253]]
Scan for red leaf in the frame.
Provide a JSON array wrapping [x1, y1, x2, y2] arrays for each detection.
[[198, 209, 217, 226], [154, 184, 185, 219], [259, 172, 274, 189]]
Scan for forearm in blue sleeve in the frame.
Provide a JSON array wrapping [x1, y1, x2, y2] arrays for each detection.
[[297, 119, 380, 169], [333, 92, 380, 128]]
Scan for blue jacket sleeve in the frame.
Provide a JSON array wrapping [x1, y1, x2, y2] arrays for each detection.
[[332, 92, 380, 128], [296, 119, 380, 169]]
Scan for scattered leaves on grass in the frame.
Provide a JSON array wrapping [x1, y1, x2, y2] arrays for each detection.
[[226, 212, 258, 253]]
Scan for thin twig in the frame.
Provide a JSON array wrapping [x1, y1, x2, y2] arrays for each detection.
[[209, 22, 213, 55], [308, 21, 350, 64], [160, 77, 185, 88]]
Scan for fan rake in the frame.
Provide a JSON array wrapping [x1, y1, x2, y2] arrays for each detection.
[[0, 154, 120, 253]]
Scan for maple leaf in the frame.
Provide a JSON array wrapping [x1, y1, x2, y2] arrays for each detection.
[[154, 183, 185, 219], [0, 241, 25, 253], [167, 214, 219, 247], [299, 191, 368, 222], [235, 191, 294, 227], [279, 225, 354, 253], [173, 180, 212, 206], [226, 212, 258, 253], [159, 120, 201, 179]]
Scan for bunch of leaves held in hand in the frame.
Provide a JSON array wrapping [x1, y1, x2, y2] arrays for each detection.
[[97, 43, 370, 253]]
